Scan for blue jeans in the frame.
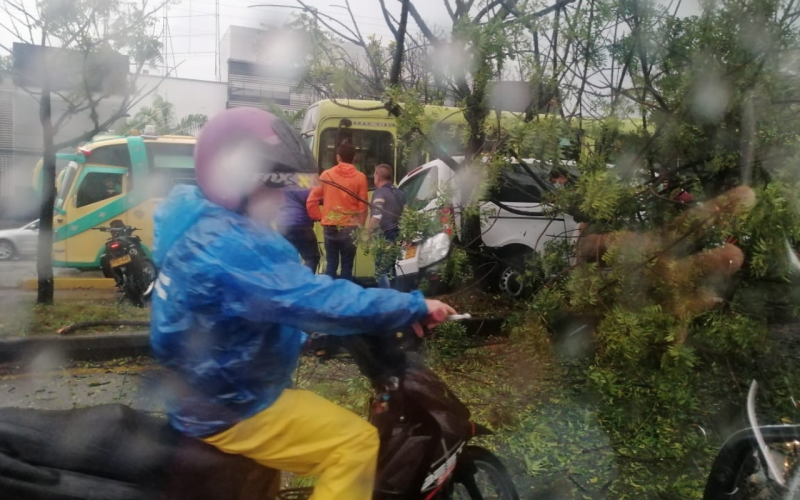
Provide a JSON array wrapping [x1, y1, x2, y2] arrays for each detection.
[[323, 226, 358, 281], [375, 230, 399, 289]]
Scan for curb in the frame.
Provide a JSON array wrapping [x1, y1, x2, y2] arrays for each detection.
[[0, 318, 506, 365], [0, 332, 151, 364], [20, 278, 117, 290]]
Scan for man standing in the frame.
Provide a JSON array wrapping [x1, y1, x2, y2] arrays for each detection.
[[367, 164, 406, 288], [307, 141, 368, 281], [276, 188, 320, 272]]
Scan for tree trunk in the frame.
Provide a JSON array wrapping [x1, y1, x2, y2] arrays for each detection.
[[37, 81, 56, 305]]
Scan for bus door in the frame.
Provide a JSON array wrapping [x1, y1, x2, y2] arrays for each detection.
[[59, 165, 129, 267], [316, 126, 396, 281]]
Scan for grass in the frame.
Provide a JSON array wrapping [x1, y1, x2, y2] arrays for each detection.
[[2, 290, 792, 498], [292, 320, 616, 498], [290, 316, 754, 499], [0, 290, 149, 337]]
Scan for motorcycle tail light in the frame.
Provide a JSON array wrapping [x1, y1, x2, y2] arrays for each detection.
[[109, 242, 122, 250]]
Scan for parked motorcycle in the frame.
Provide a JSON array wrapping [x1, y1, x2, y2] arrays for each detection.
[[0, 232, 518, 500], [95, 220, 157, 308], [703, 380, 800, 500]]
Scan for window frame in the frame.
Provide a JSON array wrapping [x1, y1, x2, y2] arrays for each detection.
[[72, 166, 128, 209]]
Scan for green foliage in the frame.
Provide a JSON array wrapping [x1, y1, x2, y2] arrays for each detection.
[[397, 205, 444, 241], [429, 320, 469, 359], [123, 96, 207, 136], [438, 247, 469, 286]]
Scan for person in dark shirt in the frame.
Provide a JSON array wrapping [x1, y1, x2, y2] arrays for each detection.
[[368, 164, 406, 288], [276, 188, 320, 272]]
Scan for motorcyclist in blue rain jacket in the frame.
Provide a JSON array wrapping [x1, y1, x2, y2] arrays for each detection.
[[149, 107, 456, 500]]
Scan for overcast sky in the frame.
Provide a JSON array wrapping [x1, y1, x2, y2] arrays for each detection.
[[158, 0, 704, 81], [1, 0, 703, 82], [159, 0, 452, 81]]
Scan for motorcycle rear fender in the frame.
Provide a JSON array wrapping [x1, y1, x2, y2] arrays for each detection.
[[702, 424, 800, 499]]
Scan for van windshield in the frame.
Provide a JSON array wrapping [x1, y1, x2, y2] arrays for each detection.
[[55, 162, 78, 210], [399, 167, 439, 210], [488, 161, 551, 203]]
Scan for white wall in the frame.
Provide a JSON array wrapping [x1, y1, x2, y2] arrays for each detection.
[[0, 75, 227, 219], [129, 75, 228, 123]]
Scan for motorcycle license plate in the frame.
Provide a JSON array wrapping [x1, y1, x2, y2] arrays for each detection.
[[404, 245, 417, 259], [110, 255, 132, 268]]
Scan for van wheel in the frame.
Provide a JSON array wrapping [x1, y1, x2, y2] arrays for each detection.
[[498, 260, 533, 299], [492, 250, 539, 299], [498, 264, 526, 298]]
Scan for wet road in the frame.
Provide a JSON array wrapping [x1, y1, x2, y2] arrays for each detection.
[[0, 259, 102, 288], [0, 359, 164, 414]]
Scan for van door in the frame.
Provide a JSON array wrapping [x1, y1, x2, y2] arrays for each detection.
[[60, 166, 129, 267], [481, 162, 568, 253]]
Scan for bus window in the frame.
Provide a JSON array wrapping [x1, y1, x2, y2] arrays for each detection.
[[76, 172, 125, 207], [396, 124, 465, 181], [88, 145, 132, 169], [55, 162, 78, 210], [429, 123, 466, 159], [318, 128, 394, 188], [146, 143, 196, 197]]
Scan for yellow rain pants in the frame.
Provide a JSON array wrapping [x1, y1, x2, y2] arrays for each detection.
[[201, 389, 378, 500]]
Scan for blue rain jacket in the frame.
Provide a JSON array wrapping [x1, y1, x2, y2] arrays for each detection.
[[150, 185, 428, 438]]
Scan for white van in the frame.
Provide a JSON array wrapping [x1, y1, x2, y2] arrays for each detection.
[[394, 158, 579, 297]]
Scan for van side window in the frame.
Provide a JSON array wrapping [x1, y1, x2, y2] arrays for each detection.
[[88, 145, 132, 169], [76, 172, 124, 208]]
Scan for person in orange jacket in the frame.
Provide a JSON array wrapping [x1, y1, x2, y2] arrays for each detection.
[[306, 140, 368, 280]]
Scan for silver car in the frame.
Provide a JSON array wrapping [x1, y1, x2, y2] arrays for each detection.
[[0, 220, 39, 261]]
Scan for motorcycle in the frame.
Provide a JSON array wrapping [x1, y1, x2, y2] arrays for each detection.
[[95, 219, 157, 308], [703, 380, 800, 500], [0, 232, 519, 500]]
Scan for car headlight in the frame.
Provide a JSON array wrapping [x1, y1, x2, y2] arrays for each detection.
[[417, 232, 451, 269]]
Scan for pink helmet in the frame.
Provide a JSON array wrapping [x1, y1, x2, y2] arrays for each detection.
[[194, 107, 318, 211]]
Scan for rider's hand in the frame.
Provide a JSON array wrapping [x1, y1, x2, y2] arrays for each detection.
[[412, 300, 457, 338]]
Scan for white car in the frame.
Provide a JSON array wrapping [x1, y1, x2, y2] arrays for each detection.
[[0, 220, 40, 261], [394, 158, 578, 297]]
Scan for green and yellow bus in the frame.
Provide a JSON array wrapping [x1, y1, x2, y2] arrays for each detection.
[[33, 133, 195, 269]]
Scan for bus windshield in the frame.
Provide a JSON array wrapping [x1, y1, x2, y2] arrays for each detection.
[[55, 162, 78, 211]]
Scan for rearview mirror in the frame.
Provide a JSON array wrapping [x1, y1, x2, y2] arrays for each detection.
[[417, 232, 451, 269]]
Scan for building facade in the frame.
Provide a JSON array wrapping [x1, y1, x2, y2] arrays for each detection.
[[219, 25, 318, 116]]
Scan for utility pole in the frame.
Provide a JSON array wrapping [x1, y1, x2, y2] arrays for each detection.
[[215, 0, 221, 81]]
